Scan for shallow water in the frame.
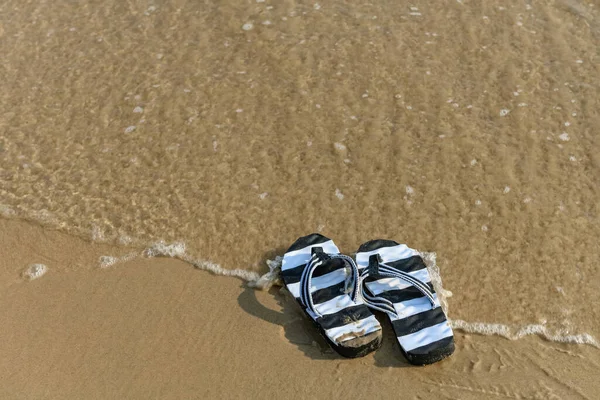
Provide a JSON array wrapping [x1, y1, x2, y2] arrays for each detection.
[[1, 0, 599, 342]]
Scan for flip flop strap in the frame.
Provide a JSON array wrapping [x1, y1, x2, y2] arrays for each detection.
[[299, 253, 359, 318], [359, 259, 436, 318]]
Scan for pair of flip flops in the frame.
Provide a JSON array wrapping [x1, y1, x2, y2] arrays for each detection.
[[281, 233, 455, 365]]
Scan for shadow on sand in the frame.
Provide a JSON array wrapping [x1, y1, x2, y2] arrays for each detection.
[[237, 250, 412, 367]]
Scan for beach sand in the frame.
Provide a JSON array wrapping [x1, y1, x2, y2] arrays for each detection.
[[1, 218, 599, 399], [2, 0, 600, 397]]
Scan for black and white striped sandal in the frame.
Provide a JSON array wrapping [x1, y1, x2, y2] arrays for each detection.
[[356, 239, 455, 365], [281, 233, 383, 358]]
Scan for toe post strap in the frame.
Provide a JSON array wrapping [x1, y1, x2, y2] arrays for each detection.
[[359, 253, 437, 318], [299, 251, 360, 318]]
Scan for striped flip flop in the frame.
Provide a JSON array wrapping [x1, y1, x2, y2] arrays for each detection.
[[281, 233, 383, 358], [356, 239, 455, 365]]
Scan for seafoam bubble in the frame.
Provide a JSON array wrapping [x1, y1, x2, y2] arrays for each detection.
[[559, 132, 570, 141], [450, 320, 599, 348], [124, 125, 136, 133], [133, 106, 143, 113], [499, 109, 510, 117], [335, 188, 344, 200], [242, 22, 254, 31], [247, 256, 282, 290], [99, 252, 139, 268], [144, 241, 186, 258], [91, 225, 105, 241], [99, 256, 118, 268], [333, 142, 347, 151], [420, 252, 453, 315], [22, 264, 48, 281]]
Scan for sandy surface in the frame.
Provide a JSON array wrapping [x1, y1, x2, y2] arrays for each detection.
[[2, 0, 600, 335], [1, 218, 599, 399], [2, 0, 600, 397]]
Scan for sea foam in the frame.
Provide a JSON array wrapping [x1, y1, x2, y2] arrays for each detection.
[[99, 240, 260, 282], [22, 263, 48, 281]]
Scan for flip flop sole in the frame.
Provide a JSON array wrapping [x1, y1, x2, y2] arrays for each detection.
[[281, 233, 382, 358], [357, 239, 455, 365]]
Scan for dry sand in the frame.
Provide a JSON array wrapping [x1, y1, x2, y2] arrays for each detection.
[[2, 0, 600, 398]]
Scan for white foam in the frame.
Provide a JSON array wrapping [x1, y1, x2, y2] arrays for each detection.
[[99, 256, 118, 268], [98, 241, 261, 282], [333, 142, 347, 151], [144, 241, 187, 258], [180, 253, 260, 282], [118, 235, 133, 245], [420, 252, 453, 316], [450, 320, 599, 347], [248, 256, 283, 290], [99, 252, 139, 268], [91, 225, 106, 242], [23, 264, 48, 281]]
